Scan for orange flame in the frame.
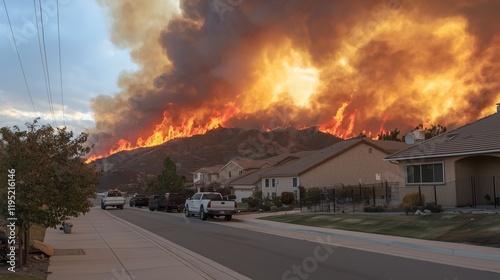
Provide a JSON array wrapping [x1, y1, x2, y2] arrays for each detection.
[[86, 102, 239, 163]]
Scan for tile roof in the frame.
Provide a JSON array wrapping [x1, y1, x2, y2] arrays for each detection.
[[261, 138, 409, 177], [192, 164, 224, 174], [229, 159, 268, 169], [385, 112, 500, 161], [226, 167, 275, 186]]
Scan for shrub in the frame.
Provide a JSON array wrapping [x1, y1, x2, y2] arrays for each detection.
[[260, 204, 271, 211], [418, 203, 442, 213], [306, 187, 322, 198], [281, 192, 296, 205], [243, 197, 259, 208], [402, 192, 425, 207], [270, 206, 279, 211], [272, 196, 283, 208]]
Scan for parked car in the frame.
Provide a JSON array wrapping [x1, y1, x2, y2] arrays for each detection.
[[101, 189, 126, 210], [149, 193, 187, 212], [185, 192, 237, 221], [129, 194, 149, 207]]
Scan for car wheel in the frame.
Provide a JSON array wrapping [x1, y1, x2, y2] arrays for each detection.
[[224, 215, 232, 221], [184, 207, 190, 217], [149, 207, 156, 211], [119, 205, 124, 209], [101, 202, 105, 210], [200, 206, 207, 220]]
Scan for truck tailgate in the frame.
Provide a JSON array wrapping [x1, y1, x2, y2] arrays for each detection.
[[209, 200, 235, 211]]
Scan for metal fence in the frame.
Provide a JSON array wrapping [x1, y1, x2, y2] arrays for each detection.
[[299, 176, 500, 213], [401, 176, 500, 209], [299, 182, 395, 213]]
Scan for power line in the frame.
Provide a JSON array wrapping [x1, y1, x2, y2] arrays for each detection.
[[36, 0, 57, 126], [57, 0, 65, 126], [2, 0, 38, 116]]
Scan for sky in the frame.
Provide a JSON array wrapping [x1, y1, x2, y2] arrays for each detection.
[[0, 0, 141, 134]]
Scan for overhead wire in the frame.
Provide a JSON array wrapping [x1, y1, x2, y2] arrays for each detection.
[[37, 0, 58, 126], [2, 0, 38, 116], [57, 0, 65, 126]]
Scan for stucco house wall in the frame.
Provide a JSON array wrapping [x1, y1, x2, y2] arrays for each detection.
[[393, 153, 500, 207], [219, 162, 244, 183], [300, 143, 401, 188], [261, 176, 300, 198]]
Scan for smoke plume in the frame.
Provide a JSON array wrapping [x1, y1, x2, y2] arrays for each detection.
[[87, 0, 500, 159]]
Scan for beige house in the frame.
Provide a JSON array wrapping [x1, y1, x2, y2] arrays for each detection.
[[225, 168, 272, 202], [192, 165, 224, 187], [218, 159, 270, 184], [260, 138, 410, 199], [223, 152, 316, 201], [386, 107, 500, 207]]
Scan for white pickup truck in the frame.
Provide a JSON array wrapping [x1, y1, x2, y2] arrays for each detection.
[[101, 189, 126, 210], [184, 192, 237, 221]]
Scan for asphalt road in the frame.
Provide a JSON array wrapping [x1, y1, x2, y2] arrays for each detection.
[[105, 206, 499, 280]]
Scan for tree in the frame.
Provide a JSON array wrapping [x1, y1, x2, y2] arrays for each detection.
[[377, 128, 402, 141], [157, 157, 185, 193], [0, 119, 100, 266], [418, 124, 447, 139]]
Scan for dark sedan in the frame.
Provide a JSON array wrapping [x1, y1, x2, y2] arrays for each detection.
[[129, 194, 149, 207]]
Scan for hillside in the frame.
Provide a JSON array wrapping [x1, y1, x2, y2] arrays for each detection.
[[92, 126, 342, 191]]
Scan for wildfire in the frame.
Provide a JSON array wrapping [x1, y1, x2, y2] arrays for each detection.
[[87, 1, 500, 162], [85, 102, 240, 163]]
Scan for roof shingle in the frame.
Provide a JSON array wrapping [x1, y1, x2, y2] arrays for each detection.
[[385, 112, 500, 160]]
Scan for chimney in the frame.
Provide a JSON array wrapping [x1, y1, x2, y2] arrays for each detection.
[[497, 103, 500, 113]]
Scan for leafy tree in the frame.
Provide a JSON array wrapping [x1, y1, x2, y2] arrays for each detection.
[[377, 128, 402, 141], [137, 172, 161, 195], [419, 124, 447, 139], [157, 157, 185, 193], [0, 119, 100, 266]]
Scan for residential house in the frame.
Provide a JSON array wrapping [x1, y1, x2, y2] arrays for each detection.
[[260, 138, 410, 199], [192, 164, 224, 189], [224, 152, 315, 202], [385, 106, 500, 207], [225, 168, 273, 202], [218, 159, 270, 184]]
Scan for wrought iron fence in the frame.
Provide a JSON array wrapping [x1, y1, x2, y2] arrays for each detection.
[[299, 176, 500, 213], [300, 182, 395, 213]]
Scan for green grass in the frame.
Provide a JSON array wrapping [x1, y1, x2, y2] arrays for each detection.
[[260, 213, 500, 247]]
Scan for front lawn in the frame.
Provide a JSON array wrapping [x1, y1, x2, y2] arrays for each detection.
[[261, 213, 500, 247]]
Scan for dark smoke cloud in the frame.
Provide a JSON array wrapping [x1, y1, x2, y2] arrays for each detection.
[[88, 0, 500, 156]]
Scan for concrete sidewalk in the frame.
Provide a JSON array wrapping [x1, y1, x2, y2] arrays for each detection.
[[44, 207, 250, 280]]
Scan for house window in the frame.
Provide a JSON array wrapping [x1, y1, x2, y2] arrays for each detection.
[[265, 179, 269, 188], [229, 171, 232, 178], [406, 163, 444, 184], [292, 177, 298, 187], [239, 170, 243, 175], [272, 192, 276, 198], [272, 178, 276, 188]]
